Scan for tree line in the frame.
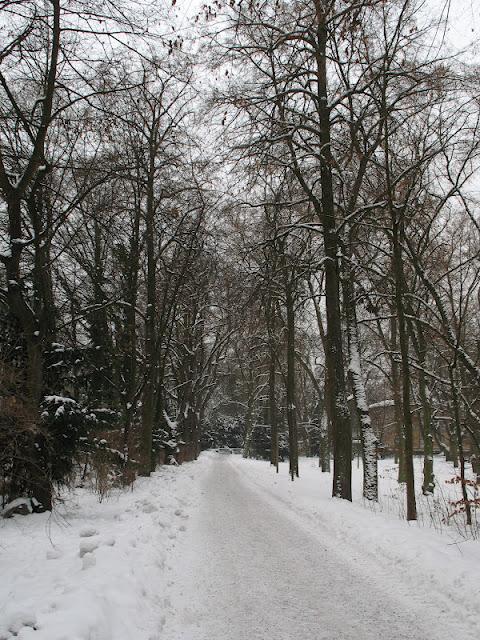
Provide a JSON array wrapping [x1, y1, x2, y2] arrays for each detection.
[[1, 0, 479, 526]]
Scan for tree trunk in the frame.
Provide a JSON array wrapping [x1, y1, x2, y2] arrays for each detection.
[[269, 346, 279, 472], [449, 364, 472, 526], [307, 280, 331, 472], [242, 384, 257, 459], [390, 316, 406, 479], [4, 196, 52, 510], [319, 409, 330, 472], [448, 430, 459, 466], [90, 218, 111, 404], [122, 205, 141, 457], [416, 323, 435, 495], [314, 4, 351, 499], [391, 214, 417, 520], [285, 276, 298, 480], [140, 162, 156, 476], [343, 255, 378, 501], [381, 52, 416, 518]]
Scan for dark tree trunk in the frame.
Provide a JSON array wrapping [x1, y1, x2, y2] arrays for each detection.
[[390, 316, 406, 479], [269, 345, 279, 472], [121, 204, 141, 457], [315, 4, 351, 499], [0, 0, 60, 511], [89, 218, 111, 404], [308, 280, 331, 472], [4, 196, 52, 510], [416, 322, 434, 495], [140, 161, 157, 476], [285, 276, 298, 480], [449, 364, 472, 526], [391, 214, 417, 520]]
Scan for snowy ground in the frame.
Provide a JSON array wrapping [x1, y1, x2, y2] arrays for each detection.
[[1, 454, 479, 640], [348, 454, 478, 536], [0, 464, 208, 640]]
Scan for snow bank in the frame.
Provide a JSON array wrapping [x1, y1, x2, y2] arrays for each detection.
[[0, 458, 212, 640]]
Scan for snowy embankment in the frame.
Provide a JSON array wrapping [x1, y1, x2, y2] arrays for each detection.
[[0, 461, 210, 640]]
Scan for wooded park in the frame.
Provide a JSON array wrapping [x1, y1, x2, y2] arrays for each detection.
[[1, 0, 479, 528]]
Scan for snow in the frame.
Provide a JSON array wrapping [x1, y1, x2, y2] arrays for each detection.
[[368, 399, 394, 409], [0, 463, 207, 640], [43, 396, 78, 405], [0, 498, 32, 517], [163, 410, 178, 432], [1, 454, 479, 640], [163, 454, 480, 640]]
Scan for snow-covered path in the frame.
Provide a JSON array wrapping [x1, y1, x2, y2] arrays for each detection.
[[164, 456, 477, 640]]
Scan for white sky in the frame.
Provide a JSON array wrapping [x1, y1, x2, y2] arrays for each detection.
[[171, 0, 479, 62], [429, 0, 479, 60]]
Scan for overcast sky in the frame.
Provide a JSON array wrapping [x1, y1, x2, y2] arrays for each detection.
[[431, 0, 479, 60], [169, 0, 479, 63]]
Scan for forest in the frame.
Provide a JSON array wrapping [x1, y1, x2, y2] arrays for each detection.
[[1, 0, 479, 535]]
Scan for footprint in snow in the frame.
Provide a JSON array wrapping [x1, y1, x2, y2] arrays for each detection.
[[156, 518, 169, 528], [79, 536, 115, 558], [141, 502, 158, 514], [102, 536, 115, 547], [5, 612, 37, 636], [158, 615, 166, 631], [79, 526, 99, 538], [82, 552, 96, 569], [79, 539, 98, 557]]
